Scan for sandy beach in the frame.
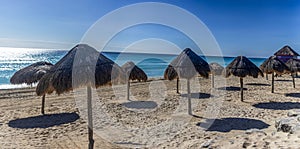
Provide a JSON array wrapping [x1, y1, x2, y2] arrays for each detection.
[[1, 75, 300, 148]]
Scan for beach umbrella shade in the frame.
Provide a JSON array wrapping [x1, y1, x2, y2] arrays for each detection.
[[260, 56, 290, 93], [10, 61, 53, 115], [285, 58, 300, 88], [36, 44, 122, 149], [224, 56, 263, 101], [122, 61, 147, 100], [164, 48, 210, 115], [209, 62, 224, 88]]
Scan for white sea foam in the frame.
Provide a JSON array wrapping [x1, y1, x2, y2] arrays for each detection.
[[0, 83, 34, 89]]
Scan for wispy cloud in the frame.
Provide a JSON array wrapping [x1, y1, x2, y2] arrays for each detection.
[[0, 38, 76, 49]]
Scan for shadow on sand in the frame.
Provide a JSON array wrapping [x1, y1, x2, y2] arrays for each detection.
[[122, 101, 157, 109], [197, 118, 269, 132], [8, 112, 79, 129], [253, 102, 300, 110], [180, 93, 212, 99], [245, 83, 270, 86], [285, 93, 300, 98], [217, 86, 247, 91], [275, 79, 292, 82], [294, 75, 300, 78]]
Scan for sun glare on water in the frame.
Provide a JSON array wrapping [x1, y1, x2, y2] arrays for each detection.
[[0, 47, 67, 88]]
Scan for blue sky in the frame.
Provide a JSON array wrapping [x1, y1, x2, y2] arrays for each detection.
[[0, 0, 299, 57]]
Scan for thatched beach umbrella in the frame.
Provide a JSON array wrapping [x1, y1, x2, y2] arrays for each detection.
[[224, 56, 263, 101], [274, 45, 299, 62], [10, 61, 53, 115], [10, 61, 53, 85], [164, 48, 210, 115], [36, 44, 122, 149], [164, 65, 180, 94], [260, 56, 289, 93], [285, 58, 300, 88], [286, 58, 300, 73], [122, 61, 147, 100], [209, 62, 224, 88]]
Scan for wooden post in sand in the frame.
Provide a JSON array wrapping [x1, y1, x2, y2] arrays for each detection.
[[271, 72, 275, 93], [211, 74, 215, 88], [127, 80, 130, 100], [41, 94, 45, 115], [240, 77, 243, 102], [176, 78, 180, 94], [266, 74, 268, 80], [292, 74, 295, 88], [87, 86, 94, 149], [187, 79, 192, 115]]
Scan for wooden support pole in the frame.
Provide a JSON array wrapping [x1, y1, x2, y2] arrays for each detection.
[[272, 72, 274, 93], [127, 80, 130, 100], [240, 77, 243, 102], [187, 79, 192, 115], [41, 94, 45, 115], [211, 74, 215, 88], [292, 74, 295, 88], [87, 86, 94, 149], [176, 78, 179, 94]]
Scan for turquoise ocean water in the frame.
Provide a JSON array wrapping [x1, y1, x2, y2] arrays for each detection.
[[0, 47, 266, 89]]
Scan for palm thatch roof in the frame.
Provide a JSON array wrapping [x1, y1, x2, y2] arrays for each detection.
[[285, 58, 300, 73], [286, 58, 300, 88], [260, 56, 289, 74], [209, 62, 224, 75], [274, 45, 299, 56], [164, 65, 178, 80], [122, 61, 147, 82], [224, 56, 263, 78], [10, 61, 53, 85], [164, 48, 210, 80], [36, 44, 122, 96]]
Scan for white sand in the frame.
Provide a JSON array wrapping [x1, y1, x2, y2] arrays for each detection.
[[1, 75, 300, 148]]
